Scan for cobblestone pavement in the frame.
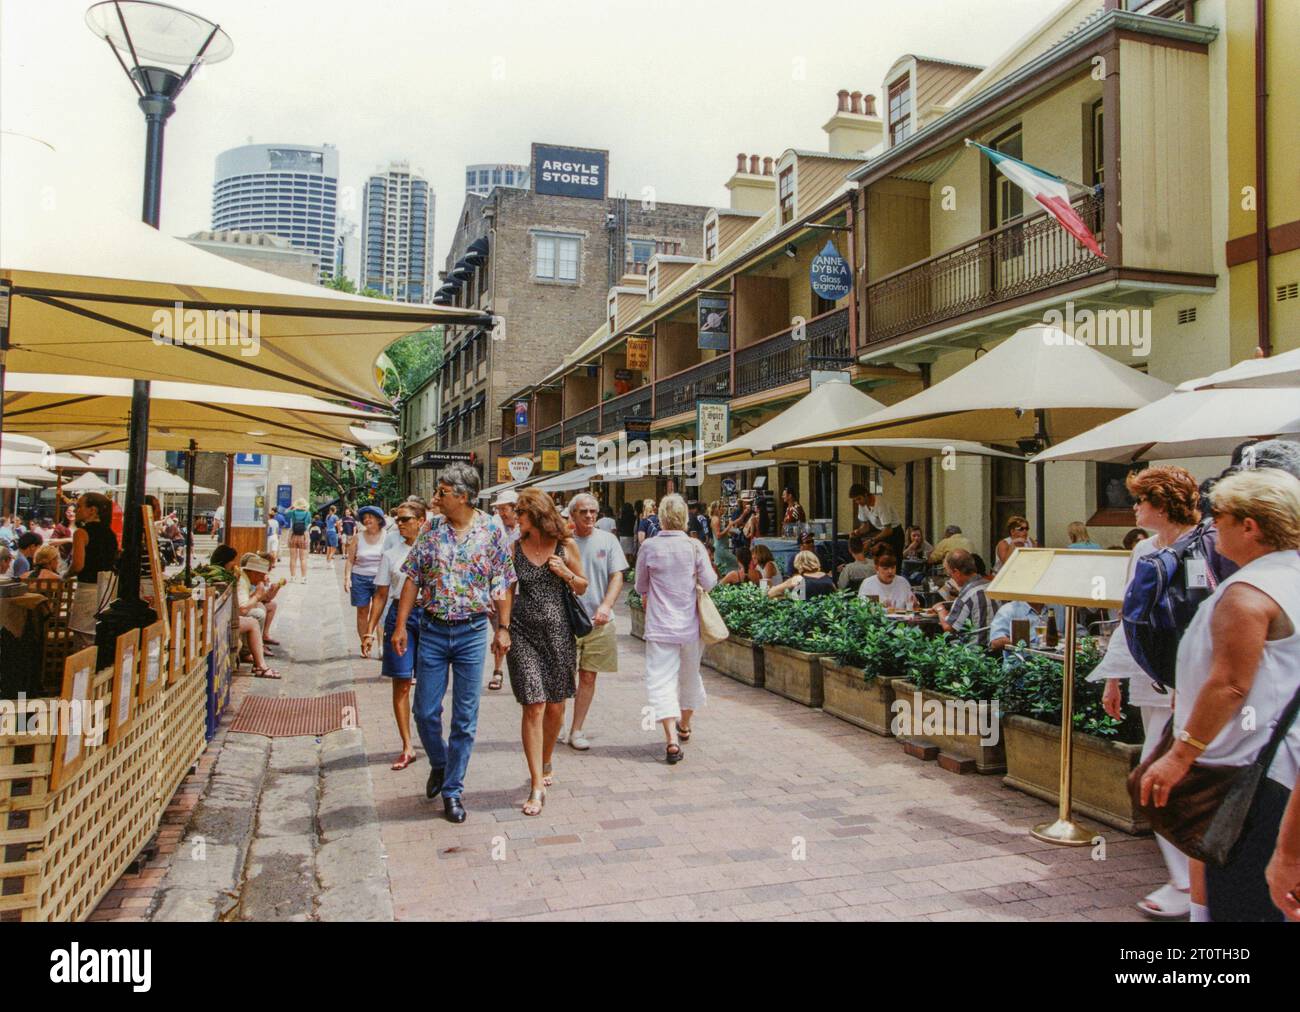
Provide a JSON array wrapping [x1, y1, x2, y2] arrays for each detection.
[[113, 548, 1168, 922]]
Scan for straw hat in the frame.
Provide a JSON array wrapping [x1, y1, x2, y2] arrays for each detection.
[[240, 552, 270, 574], [293, 497, 308, 510]]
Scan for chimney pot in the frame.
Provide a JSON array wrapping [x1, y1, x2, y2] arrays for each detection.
[[736, 153, 747, 173], [749, 154, 760, 175], [837, 89, 850, 113], [863, 93, 877, 117], [850, 91, 863, 114], [762, 156, 774, 176]]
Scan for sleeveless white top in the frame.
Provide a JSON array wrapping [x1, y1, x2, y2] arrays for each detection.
[[352, 531, 385, 577], [1174, 550, 1300, 788]]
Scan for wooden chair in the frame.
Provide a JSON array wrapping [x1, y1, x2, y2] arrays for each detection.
[[30, 578, 77, 696]]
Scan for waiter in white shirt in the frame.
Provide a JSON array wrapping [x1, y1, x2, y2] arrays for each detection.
[[849, 483, 902, 557]]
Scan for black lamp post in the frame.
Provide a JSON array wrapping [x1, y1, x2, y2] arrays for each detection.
[[85, 1, 232, 630]]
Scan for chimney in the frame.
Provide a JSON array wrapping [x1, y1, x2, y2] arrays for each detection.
[[725, 151, 776, 212], [823, 89, 884, 156]]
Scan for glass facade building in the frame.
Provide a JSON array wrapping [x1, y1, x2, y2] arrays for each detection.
[[359, 163, 435, 303]]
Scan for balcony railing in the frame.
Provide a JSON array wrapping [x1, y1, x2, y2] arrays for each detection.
[[537, 422, 563, 450], [601, 384, 653, 433], [656, 356, 731, 418], [562, 405, 600, 445], [501, 431, 529, 456], [733, 307, 851, 399], [864, 191, 1106, 345]]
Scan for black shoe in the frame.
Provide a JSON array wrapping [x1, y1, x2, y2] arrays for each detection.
[[444, 797, 466, 823], [426, 767, 445, 800], [666, 744, 684, 765]]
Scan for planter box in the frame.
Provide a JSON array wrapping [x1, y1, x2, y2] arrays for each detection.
[[702, 636, 764, 688], [1002, 714, 1150, 835], [762, 644, 823, 708], [889, 679, 1005, 774], [821, 659, 895, 736], [628, 602, 645, 640]]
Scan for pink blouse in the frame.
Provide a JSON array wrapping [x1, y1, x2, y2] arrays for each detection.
[[634, 530, 718, 643]]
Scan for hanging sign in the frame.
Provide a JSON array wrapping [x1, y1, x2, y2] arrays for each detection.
[[276, 484, 292, 509], [497, 457, 513, 483], [542, 450, 560, 473], [508, 456, 535, 481], [625, 337, 651, 372], [697, 297, 730, 351], [810, 240, 852, 300], [514, 401, 529, 428], [576, 436, 598, 465], [697, 400, 729, 453]]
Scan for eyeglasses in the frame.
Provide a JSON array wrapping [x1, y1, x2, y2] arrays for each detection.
[[395, 515, 420, 524]]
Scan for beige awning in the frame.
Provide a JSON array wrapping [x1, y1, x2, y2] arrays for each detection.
[[34, 425, 351, 460], [774, 325, 1172, 448], [1, 135, 488, 410]]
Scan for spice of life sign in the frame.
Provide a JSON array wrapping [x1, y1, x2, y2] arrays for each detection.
[[532, 143, 608, 200], [810, 241, 851, 301], [697, 400, 729, 453]]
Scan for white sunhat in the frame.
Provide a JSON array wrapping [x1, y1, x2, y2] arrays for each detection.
[[494, 489, 519, 507]]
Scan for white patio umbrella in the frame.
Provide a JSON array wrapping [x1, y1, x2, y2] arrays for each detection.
[[1182, 347, 1300, 391], [0, 476, 35, 490], [61, 471, 116, 494], [1032, 387, 1300, 463], [113, 470, 218, 495], [0, 464, 58, 482]]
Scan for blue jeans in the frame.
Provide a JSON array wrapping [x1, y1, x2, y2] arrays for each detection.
[[413, 612, 489, 799]]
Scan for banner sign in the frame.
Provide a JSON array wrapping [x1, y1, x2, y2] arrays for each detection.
[[542, 450, 560, 473], [414, 451, 476, 469], [514, 401, 529, 428], [532, 143, 608, 200], [721, 478, 738, 497], [497, 457, 513, 483], [614, 368, 632, 381], [576, 436, 598, 466], [810, 240, 852, 300], [276, 484, 292, 509], [696, 400, 730, 453], [697, 297, 730, 351], [508, 456, 535, 481], [625, 337, 650, 372], [234, 453, 267, 471]]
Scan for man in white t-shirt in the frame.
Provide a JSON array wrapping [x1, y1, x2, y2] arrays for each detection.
[[849, 483, 901, 556], [560, 492, 628, 751]]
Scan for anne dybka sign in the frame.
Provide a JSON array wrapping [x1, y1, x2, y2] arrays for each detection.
[[532, 144, 608, 200], [810, 241, 851, 301]]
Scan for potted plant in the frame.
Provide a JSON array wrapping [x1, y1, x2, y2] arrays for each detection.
[[702, 583, 766, 687], [750, 593, 859, 708], [998, 639, 1149, 833], [820, 604, 923, 736]]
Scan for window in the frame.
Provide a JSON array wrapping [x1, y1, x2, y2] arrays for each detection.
[[778, 167, 795, 225], [504, 170, 514, 185], [647, 263, 658, 301], [534, 233, 581, 282], [492, 169, 502, 185], [626, 239, 654, 274], [608, 295, 617, 333], [888, 76, 912, 146], [704, 221, 717, 261], [478, 170, 489, 186], [990, 127, 1024, 228], [1090, 100, 1104, 187]]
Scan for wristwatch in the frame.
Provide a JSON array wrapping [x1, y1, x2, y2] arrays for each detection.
[[1176, 729, 1208, 751]]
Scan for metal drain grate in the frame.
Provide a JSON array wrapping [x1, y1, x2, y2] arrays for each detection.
[[228, 691, 359, 738]]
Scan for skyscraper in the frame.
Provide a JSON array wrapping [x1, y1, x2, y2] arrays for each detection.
[[359, 162, 435, 303], [212, 143, 339, 283]]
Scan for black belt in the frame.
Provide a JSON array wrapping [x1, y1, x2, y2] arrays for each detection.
[[423, 612, 485, 626]]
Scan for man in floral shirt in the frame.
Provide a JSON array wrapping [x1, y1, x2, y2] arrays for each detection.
[[392, 463, 516, 823]]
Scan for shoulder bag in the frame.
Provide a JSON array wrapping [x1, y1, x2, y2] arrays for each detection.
[[1128, 683, 1300, 866], [694, 543, 729, 645], [555, 544, 593, 639]]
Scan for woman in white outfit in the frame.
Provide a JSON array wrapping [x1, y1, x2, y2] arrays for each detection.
[[1140, 468, 1300, 922], [633, 494, 717, 764], [1089, 465, 1202, 919]]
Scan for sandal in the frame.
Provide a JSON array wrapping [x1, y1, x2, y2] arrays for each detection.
[[1137, 883, 1191, 920], [522, 787, 545, 816], [263, 637, 281, 646], [390, 752, 417, 771], [488, 670, 504, 691], [542, 762, 554, 787], [666, 743, 684, 765], [251, 665, 281, 679], [676, 722, 692, 742]]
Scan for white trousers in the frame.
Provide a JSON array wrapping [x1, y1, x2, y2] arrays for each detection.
[[643, 638, 707, 722], [1141, 705, 1191, 890]]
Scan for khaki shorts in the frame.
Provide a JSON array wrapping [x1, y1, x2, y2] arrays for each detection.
[[576, 619, 619, 673]]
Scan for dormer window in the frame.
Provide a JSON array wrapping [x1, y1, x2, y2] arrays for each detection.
[[779, 167, 795, 224], [647, 263, 659, 301], [608, 294, 617, 333], [888, 76, 912, 145], [704, 220, 717, 261]]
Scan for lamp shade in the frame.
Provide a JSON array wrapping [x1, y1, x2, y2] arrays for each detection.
[[85, 1, 234, 67]]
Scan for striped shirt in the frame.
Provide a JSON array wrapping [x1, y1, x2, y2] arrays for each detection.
[[947, 576, 996, 646]]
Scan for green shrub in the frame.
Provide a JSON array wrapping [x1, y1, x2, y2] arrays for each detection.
[[998, 637, 1141, 742], [708, 582, 768, 639]]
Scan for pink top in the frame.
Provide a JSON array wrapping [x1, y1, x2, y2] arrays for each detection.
[[634, 530, 718, 643]]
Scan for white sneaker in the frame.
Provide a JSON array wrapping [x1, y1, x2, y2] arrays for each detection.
[[568, 729, 591, 751]]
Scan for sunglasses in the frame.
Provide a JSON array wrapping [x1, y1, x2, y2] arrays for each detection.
[[395, 515, 421, 523]]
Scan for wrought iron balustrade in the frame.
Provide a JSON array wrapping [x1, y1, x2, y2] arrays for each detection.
[[601, 384, 653, 433], [656, 356, 731, 417], [733, 307, 850, 399]]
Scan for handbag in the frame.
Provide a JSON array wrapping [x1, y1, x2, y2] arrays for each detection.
[[694, 543, 729, 645], [1128, 683, 1300, 866], [555, 545, 593, 639]]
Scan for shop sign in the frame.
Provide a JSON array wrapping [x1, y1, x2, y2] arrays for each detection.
[[576, 436, 598, 465], [532, 143, 608, 199], [697, 296, 730, 351], [514, 401, 529, 428], [625, 337, 650, 372], [697, 400, 729, 453], [508, 456, 535, 481], [542, 450, 560, 473], [810, 240, 851, 300]]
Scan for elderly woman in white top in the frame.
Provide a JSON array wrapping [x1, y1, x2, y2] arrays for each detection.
[[634, 494, 718, 764], [1140, 468, 1300, 922]]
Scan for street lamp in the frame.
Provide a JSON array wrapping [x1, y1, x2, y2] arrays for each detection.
[[86, 1, 232, 631]]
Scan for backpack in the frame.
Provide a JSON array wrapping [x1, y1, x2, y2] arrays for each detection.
[[1122, 524, 1220, 688]]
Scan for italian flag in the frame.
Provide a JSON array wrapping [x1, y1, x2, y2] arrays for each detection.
[[968, 140, 1105, 259]]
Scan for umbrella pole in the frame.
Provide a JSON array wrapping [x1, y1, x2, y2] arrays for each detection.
[[116, 380, 151, 610], [223, 453, 235, 547], [831, 449, 839, 570], [184, 438, 196, 582], [1034, 409, 1047, 546]]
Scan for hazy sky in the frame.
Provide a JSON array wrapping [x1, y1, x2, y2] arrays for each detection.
[[3, 0, 1060, 269]]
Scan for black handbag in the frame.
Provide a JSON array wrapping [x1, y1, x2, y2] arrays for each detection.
[[555, 544, 593, 638]]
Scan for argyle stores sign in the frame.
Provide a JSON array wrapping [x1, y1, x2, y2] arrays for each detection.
[[531, 143, 608, 200]]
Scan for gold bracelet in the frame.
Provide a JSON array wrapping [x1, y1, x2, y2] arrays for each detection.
[[1176, 729, 1209, 752]]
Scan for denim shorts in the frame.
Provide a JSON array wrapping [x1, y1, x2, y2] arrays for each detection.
[[350, 572, 376, 607], [327, 531, 340, 548], [381, 607, 418, 679]]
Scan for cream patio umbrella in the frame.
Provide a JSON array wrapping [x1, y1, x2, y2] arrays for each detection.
[[60, 471, 117, 494], [112, 470, 218, 495], [1031, 386, 1300, 464], [772, 326, 1173, 538], [1181, 346, 1300, 391]]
